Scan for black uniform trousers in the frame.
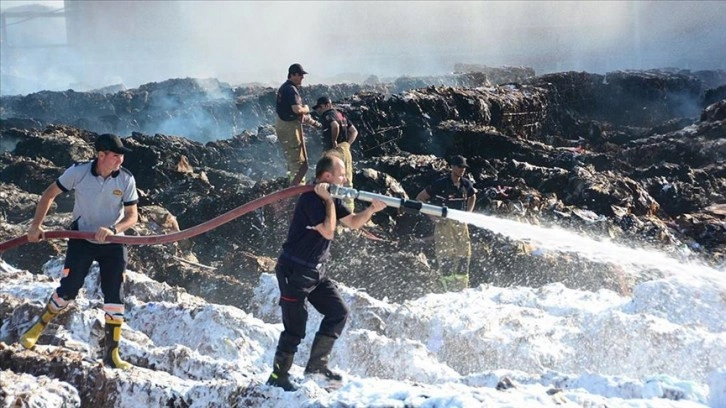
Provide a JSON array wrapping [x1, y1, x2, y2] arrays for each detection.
[[274, 258, 349, 354], [56, 239, 126, 304]]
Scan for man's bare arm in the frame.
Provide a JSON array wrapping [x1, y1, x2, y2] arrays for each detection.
[[330, 121, 340, 147], [27, 183, 63, 242], [339, 200, 387, 229], [467, 194, 476, 212]]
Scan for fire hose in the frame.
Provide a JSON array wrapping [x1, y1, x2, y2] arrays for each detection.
[[0, 184, 314, 253], [0, 184, 451, 253]]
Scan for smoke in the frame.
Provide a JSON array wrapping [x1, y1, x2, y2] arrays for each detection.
[[1, 1, 725, 95]]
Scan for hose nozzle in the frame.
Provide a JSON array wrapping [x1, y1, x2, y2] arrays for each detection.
[[326, 184, 448, 218], [328, 184, 359, 200]]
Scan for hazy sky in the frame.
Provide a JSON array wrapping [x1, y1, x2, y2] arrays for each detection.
[[1, 1, 725, 94]]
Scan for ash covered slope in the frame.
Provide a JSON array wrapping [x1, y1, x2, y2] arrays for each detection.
[[1, 257, 725, 407]]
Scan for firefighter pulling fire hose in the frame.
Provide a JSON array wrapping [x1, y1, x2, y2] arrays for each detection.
[[0, 184, 452, 253], [0, 184, 315, 253]]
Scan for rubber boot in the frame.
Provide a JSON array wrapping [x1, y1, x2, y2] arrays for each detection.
[[304, 334, 343, 381], [20, 305, 59, 349], [103, 319, 132, 369], [266, 350, 298, 391]]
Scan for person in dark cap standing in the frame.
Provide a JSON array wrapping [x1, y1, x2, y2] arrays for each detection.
[[275, 63, 322, 185], [415, 155, 477, 292], [19, 133, 139, 370], [313, 96, 358, 209]]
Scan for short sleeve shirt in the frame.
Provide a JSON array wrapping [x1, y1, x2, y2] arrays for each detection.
[[425, 176, 476, 211], [56, 160, 139, 233], [320, 108, 350, 148], [276, 80, 302, 121], [281, 190, 352, 265]]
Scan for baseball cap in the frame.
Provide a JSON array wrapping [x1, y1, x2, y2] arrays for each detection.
[[288, 63, 308, 75], [450, 155, 469, 168], [95, 133, 132, 154], [313, 96, 332, 110]]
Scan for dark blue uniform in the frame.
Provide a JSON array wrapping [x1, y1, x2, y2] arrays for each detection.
[[319, 108, 351, 149], [276, 80, 302, 122], [425, 176, 476, 210], [275, 190, 352, 354]]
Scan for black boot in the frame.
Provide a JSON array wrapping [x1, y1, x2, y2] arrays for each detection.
[[266, 350, 298, 391], [304, 334, 343, 381]]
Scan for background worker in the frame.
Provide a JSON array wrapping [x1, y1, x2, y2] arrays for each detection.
[[267, 154, 386, 391], [275, 63, 322, 185], [19, 133, 139, 369], [415, 155, 477, 292], [313, 96, 358, 208]]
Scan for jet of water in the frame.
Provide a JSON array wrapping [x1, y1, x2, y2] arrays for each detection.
[[446, 208, 725, 281]]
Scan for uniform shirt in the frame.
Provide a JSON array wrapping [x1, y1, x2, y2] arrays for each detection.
[[425, 176, 476, 211], [281, 190, 351, 265], [56, 160, 138, 233], [275, 80, 302, 122], [319, 108, 351, 148]]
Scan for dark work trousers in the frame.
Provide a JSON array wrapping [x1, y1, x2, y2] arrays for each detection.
[[55, 239, 127, 304], [275, 259, 349, 354]]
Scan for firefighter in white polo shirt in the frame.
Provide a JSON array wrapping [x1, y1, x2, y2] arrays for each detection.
[[19, 133, 139, 369]]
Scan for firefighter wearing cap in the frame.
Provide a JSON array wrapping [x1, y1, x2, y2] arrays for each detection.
[[313, 96, 358, 209], [275, 63, 322, 185], [416, 155, 477, 292], [19, 133, 139, 370]]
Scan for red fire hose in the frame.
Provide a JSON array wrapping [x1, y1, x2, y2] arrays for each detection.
[[0, 184, 313, 253]]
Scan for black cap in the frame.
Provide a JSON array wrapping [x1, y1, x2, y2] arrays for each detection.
[[288, 63, 308, 76], [450, 155, 469, 168], [95, 133, 132, 154], [313, 96, 332, 110]]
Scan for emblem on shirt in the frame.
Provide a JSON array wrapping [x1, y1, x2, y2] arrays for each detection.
[[113, 189, 123, 196]]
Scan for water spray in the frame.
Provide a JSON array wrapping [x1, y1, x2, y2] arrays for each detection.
[[328, 185, 449, 218]]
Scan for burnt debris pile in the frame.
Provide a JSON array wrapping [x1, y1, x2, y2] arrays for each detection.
[[1, 67, 725, 305]]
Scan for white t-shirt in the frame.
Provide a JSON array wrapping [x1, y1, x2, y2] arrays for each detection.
[[56, 160, 138, 233]]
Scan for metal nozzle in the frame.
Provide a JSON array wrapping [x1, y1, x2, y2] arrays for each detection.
[[327, 184, 448, 219], [328, 184, 359, 200]]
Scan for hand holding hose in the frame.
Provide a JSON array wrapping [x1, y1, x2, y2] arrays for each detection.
[[314, 183, 333, 202], [27, 225, 45, 243]]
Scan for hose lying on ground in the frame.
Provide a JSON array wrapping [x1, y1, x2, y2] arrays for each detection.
[[0, 184, 313, 253]]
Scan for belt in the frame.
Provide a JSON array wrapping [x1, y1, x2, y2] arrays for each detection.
[[280, 251, 322, 270]]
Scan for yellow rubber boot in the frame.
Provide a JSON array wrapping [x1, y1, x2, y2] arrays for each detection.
[[20, 307, 58, 349], [103, 319, 132, 369]]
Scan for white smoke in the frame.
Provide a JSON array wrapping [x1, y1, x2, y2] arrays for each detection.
[[1, 1, 725, 95]]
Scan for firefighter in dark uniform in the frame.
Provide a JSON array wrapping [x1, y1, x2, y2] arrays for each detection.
[[19, 133, 139, 369], [416, 155, 477, 292], [275, 63, 322, 185], [266, 154, 386, 391], [313, 95, 358, 208]]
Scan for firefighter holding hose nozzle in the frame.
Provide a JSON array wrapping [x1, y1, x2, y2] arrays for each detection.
[[266, 154, 386, 391]]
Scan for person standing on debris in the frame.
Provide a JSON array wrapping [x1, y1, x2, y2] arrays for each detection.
[[415, 155, 477, 292], [275, 63, 322, 185], [313, 96, 358, 208], [19, 133, 139, 370], [267, 154, 387, 391]]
